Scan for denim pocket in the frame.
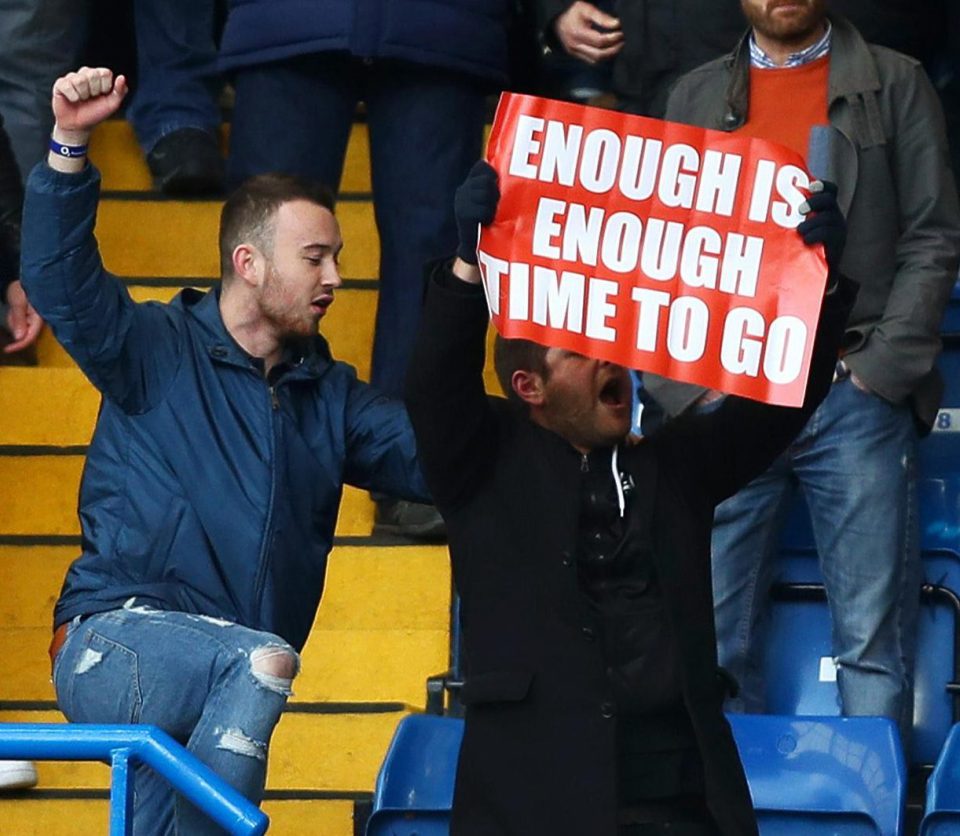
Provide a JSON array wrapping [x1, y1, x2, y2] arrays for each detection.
[[63, 630, 143, 724]]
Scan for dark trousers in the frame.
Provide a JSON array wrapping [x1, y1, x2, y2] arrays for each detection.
[[228, 54, 487, 397], [618, 794, 720, 836], [127, 0, 222, 153]]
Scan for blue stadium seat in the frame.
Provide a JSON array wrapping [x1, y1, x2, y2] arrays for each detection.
[[366, 714, 463, 836], [728, 714, 907, 835], [920, 335, 960, 552], [921, 722, 960, 834], [762, 583, 960, 768]]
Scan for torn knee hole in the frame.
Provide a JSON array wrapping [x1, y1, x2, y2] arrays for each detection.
[[250, 646, 298, 682]]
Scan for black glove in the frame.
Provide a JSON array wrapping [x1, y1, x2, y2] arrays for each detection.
[[454, 160, 500, 265], [797, 180, 846, 278]]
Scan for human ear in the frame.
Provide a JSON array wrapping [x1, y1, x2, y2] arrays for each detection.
[[512, 369, 545, 406], [231, 243, 263, 287]]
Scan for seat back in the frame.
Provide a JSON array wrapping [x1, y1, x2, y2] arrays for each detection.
[[366, 714, 464, 836], [921, 722, 960, 834], [728, 714, 906, 836], [366, 811, 452, 836], [919, 334, 960, 551], [763, 583, 960, 768]]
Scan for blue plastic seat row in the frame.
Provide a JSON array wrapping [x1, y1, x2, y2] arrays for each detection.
[[367, 713, 909, 835]]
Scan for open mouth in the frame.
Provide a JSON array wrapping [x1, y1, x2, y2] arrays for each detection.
[[598, 376, 627, 408], [311, 295, 333, 315]]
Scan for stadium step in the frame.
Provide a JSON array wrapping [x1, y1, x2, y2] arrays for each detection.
[[0, 543, 449, 705]]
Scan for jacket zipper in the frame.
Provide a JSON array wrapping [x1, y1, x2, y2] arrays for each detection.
[[253, 381, 280, 617], [581, 452, 589, 473]]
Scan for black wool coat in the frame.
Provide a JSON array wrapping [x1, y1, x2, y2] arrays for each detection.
[[405, 263, 855, 836]]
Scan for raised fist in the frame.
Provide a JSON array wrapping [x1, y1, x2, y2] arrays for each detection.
[[52, 67, 128, 140]]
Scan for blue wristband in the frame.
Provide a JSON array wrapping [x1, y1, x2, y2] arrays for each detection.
[[49, 138, 88, 158]]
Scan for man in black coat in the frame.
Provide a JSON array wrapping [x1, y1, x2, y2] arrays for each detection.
[[404, 162, 854, 835]]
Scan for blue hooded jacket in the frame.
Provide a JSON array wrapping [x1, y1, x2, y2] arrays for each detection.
[[218, 0, 512, 85], [21, 163, 430, 651]]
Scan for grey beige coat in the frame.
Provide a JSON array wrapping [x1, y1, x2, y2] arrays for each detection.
[[645, 14, 960, 429]]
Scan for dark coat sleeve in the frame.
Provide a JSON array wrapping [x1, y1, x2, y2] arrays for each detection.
[[651, 276, 858, 508], [404, 260, 500, 514]]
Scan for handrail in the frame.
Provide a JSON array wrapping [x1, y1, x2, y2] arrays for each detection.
[[0, 723, 268, 835]]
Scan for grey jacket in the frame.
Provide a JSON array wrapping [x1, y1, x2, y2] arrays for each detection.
[[644, 14, 960, 429]]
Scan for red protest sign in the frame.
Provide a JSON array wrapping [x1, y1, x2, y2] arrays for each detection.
[[477, 93, 828, 407]]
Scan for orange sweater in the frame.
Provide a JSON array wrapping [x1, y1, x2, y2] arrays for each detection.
[[735, 54, 831, 158]]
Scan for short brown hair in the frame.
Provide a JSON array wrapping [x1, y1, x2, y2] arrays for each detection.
[[493, 335, 550, 404], [218, 174, 335, 280]]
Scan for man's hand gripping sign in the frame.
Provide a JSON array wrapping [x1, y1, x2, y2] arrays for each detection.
[[477, 93, 833, 407]]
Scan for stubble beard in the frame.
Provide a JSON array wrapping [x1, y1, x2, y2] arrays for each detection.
[[260, 265, 318, 340], [742, 0, 827, 48]]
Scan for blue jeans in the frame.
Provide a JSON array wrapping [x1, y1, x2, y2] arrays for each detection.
[[712, 377, 921, 737], [53, 601, 299, 836], [0, 0, 87, 178], [227, 54, 487, 397], [126, 0, 221, 153]]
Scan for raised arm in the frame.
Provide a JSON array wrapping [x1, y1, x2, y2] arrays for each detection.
[[20, 68, 181, 412], [404, 162, 501, 513]]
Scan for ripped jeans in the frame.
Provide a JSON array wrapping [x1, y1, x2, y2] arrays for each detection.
[[52, 600, 300, 835]]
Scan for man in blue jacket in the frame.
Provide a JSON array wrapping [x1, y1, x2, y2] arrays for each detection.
[[22, 66, 430, 835], [218, 0, 513, 536]]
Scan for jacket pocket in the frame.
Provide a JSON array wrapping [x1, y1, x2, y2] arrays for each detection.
[[460, 670, 534, 706]]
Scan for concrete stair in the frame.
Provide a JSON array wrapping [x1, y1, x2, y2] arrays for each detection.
[[0, 117, 482, 834]]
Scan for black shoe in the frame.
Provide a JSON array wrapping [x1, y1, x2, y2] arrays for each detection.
[[373, 498, 447, 541], [147, 128, 224, 197]]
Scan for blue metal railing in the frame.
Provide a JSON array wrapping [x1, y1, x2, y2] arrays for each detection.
[[0, 724, 268, 835]]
